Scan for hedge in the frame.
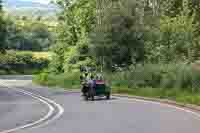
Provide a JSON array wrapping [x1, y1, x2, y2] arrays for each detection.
[[0, 51, 50, 74]]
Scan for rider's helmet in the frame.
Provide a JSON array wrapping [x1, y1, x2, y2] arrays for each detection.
[[90, 75, 94, 80], [96, 73, 103, 80], [85, 72, 88, 77]]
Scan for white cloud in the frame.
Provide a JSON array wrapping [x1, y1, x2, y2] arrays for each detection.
[[20, 0, 51, 4]]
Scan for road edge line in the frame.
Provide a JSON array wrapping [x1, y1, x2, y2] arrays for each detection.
[[52, 89, 200, 119], [113, 94, 200, 119], [0, 83, 64, 133]]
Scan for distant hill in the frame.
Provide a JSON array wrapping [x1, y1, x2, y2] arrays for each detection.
[[3, 0, 60, 17]]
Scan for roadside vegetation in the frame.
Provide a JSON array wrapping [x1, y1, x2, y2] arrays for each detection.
[[1, 0, 200, 105], [0, 51, 50, 75], [34, 0, 200, 106], [0, 0, 54, 74], [4, 15, 55, 51], [34, 63, 200, 105]]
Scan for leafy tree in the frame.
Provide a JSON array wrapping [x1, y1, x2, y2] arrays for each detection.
[[91, 0, 145, 70], [145, 4, 200, 63], [0, 0, 2, 11], [49, 0, 96, 73], [4, 17, 53, 51], [48, 0, 200, 73], [0, 0, 6, 53]]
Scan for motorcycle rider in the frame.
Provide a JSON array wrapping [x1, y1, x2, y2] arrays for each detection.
[[81, 72, 89, 96], [88, 75, 95, 88]]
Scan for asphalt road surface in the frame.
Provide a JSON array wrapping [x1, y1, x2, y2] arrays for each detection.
[[0, 75, 200, 133]]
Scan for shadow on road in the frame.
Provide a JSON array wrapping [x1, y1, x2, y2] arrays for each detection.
[[85, 97, 118, 102]]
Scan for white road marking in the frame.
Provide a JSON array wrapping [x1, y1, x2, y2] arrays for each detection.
[[0, 82, 64, 133], [1, 77, 200, 132], [114, 96, 200, 120], [56, 88, 200, 120], [17, 89, 64, 128], [58, 87, 200, 120]]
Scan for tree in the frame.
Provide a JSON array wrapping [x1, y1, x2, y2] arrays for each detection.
[[0, 0, 6, 53], [145, 3, 200, 63], [0, 0, 2, 11], [91, 0, 145, 70], [4, 17, 53, 51], [49, 0, 96, 73]]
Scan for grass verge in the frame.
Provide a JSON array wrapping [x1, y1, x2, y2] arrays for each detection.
[[34, 73, 200, 106], [33, 73, 81, 90], [112, 87, 200, 106]]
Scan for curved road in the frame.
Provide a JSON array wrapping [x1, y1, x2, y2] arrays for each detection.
[[0, 75, 200, 133]]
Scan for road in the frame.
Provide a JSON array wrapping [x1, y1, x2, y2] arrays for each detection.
[[0, 75, 200, 133]]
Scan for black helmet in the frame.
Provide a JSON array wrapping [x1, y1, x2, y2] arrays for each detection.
[[90, 75, 94, 79]]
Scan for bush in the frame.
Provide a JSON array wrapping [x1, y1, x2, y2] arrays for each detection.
[[34, 72, 81, 89], [105, 63, 200, 92], [0, 51, 50, 74]]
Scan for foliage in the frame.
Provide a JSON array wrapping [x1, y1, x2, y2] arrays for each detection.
[[0, 1, 7, 53], [91, 0, 145, 70], [113, 87, 200, 106], [35, 65, 200, 106], [0, 51, 50, 74], [50, 0, 200, 72], [144, 1, 200, 63], [0, 0, 2, 10], [39, 0, 200, 101], [4, 16, 54, 51], [36, 62, 200, 93], [146, 14, 200, 63], [104, 63, 200, 92], [34, 72, 80, 89], [50, 0, 96, 73]]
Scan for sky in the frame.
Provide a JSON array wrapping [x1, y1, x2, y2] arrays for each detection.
[[20, 0, 51, 4]]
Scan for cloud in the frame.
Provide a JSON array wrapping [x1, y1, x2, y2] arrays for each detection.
[[20, 0, 51, 4]]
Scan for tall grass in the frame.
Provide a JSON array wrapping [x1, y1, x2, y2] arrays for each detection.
[[35, 63, 200, 91], [34, 63, 200, 105], [105, 63, 200, 92], [34, 72, 81, 89]]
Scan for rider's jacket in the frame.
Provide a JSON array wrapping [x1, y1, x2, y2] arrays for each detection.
[[81, 74, 89, 84]]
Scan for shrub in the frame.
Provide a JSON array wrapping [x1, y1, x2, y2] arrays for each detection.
[[105, 63, 200, 92], [35, 63, 200, 96], [34, 72, 81, 89], [0, 51, 49, 74]]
